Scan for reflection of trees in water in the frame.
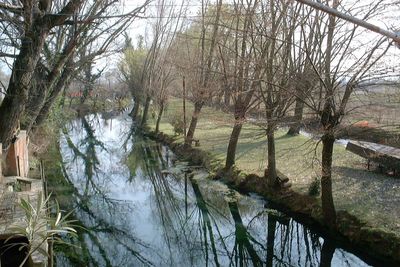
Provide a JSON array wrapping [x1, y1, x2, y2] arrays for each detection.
[[62, 116, 106, 198], [228, 201, 263, 266], [189, 179, 229, 267], [125, 131, 232, 266], [127, 134, 197, 265], [56, 168, 154, 266], [124, 130, 339, 267], [58, 116, 155, 266], [56, 116, 364, 267], [320, 240, 335, 267]]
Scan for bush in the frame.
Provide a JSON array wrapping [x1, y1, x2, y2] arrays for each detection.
[[308, 177, 320, 197], [169, 113, 185, 135]]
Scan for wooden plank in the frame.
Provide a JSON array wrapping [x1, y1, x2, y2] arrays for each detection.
[[346, 141, 400, 170]]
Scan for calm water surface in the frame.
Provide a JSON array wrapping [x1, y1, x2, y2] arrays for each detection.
[[49, 113, 374, 267]]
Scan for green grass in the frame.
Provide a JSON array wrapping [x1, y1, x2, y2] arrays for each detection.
[[146, 97, 400, 235]]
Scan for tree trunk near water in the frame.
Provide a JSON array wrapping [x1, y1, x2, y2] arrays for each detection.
[[185, 101, 203, 145], [267, 129, 278, 187], [22, 66, 48, 133], [130, 96, 140, 120], [141, 96, 151, 126], [34, 66, 74, 129], [287, 97, 304, 136], [0, 0, 84, 149], [225, 117, 244, 170], [0, 33, 48, 149], [321, 132, 337, 227], [155, 103, 164, 133]]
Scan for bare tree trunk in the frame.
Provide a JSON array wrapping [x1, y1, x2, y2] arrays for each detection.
[[22, 64, 48, 132], [267, 127, 278, 187], [0, 0, 84, 149], [155, 102, 164, 133], [224, 90, 231, 108], [34, 63, 74, 128], [0, 33, 48, 149], [225, 117, 244, 170], [287, 97, 304, 136], [321, 132, 337, 226], [214, 91, 223, 109], [141, 95, 151, 126], [129, 96, 140, 120], [185, 101, 203, 144]]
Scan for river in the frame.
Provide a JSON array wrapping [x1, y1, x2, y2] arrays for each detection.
[[48, 113, 376, 267]]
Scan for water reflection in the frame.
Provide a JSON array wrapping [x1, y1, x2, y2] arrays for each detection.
[[49, 113, 372, 267]]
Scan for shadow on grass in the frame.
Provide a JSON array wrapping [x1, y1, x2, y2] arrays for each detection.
[[275, 133, 296, 140], [236, 139, 268, 161], [333, 166, 400, 208], [333, 166, 400, 233]]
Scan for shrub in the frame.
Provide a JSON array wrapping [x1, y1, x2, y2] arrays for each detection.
[[308, 177, 320, 197], [169, 113, 185, 135]]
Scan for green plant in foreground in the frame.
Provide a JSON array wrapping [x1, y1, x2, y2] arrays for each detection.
[[5, 193, 78, 267]]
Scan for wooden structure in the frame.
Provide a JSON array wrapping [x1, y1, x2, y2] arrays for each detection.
[[346, 140, 400, 173], [5, 131, 29, 177]]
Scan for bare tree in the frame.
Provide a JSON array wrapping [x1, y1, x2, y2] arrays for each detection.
[[0, 0, 150, 149], [184, 0, 223, 145], [258, 0, 300, 186], [298, 0, 392, 226], [0, 0, 84, 149], [120, 34, 147, 119], [295, 0, 400, 45], [219, 0, 265, 170]]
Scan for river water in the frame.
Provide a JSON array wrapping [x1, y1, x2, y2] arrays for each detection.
[[48, 113, 375, 267]]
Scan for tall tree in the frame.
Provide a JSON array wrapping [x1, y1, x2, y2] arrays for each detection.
[[298, 0, 392, 226], [0, 0, 150, 149], [184, 0, 223, 145], [221, 0, 265, 170], [119, 37, 148, 119], [0, 0, 85, 149], [258, 0, 300, 186]]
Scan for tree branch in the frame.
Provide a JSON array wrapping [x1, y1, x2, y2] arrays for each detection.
[[0, 3, 23, 14], [295, 0, 400, 45]]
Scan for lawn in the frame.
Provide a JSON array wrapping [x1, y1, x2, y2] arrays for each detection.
[[147, 97, 400, 234]]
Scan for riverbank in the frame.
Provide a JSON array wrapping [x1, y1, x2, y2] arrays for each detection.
[[38, 112, 379, 266], [142, 98, 400, 264]]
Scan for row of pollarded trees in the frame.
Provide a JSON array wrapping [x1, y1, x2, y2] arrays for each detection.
[[119, 0, 187, 131], [0, 0, 151, 150], [122, 0, 397, 226]]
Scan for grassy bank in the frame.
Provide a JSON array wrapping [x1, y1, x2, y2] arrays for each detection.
[[145, 97, 400, 236]]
